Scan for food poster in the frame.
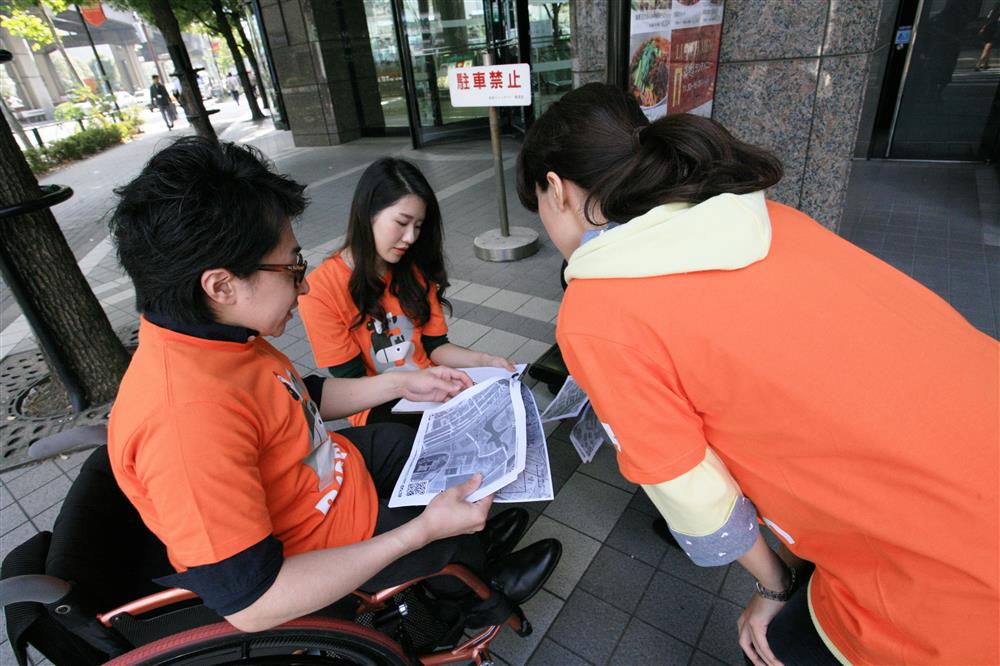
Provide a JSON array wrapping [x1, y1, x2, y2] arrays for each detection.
[[628, 0, 725, 120]]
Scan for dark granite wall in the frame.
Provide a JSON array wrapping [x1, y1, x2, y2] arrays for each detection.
[[258, 0, 381, 146], [714, 0, 900, 230], [257, 0, 899, 227]]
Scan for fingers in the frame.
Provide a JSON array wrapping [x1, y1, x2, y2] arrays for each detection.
[[431, 366, 473, 388], [739, 627, 765, 666], [456, 472, 484, 495], [751, 626, 783, 666]]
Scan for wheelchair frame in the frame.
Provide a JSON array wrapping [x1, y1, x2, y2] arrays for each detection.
[[2, 430, 533, 666]]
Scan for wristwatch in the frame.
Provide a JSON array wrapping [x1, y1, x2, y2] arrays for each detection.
[[754, 565, 796, 602]]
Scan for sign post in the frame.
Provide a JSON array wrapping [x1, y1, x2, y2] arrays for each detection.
[[448, 54, 538, 262]]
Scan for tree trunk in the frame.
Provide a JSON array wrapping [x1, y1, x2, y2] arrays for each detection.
[[211, 0, 264, 120], [1, 96, 32, 150], [39, 5, 86, 88], [230, 11, 268, 110], [147, 0, 217, 141], [0, 111, 130, 408]]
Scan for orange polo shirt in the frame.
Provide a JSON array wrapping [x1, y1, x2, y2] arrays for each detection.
[[299, 253, 448, 424], [109, 318, 378, 571], [300, 253, 447, 373], [558, 201, 999, 665]]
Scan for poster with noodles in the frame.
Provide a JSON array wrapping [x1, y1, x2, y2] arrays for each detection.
[[628, 0, 724, 120]]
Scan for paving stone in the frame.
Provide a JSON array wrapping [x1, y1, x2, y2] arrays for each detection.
[[461, 305, 501, 327], [446, 318, 491, 347], [690, 651, 730, 666], [606, 507, 670, 567], [1, 503, 29, 536], [510, 339, 553, 366], [519, 515, 600, 600], [635, 571, 715, 645], [488, 311, 556, 345], [698, 600, 747, 666], [658, 545, 729, 595], [576, 443, 636, 493], [610, 617, 694, 666], [628, 488, 659, 517], [543, 474, 632, 542], [482, 288, 532, 313], [545, 435, 582, 482], [53, 448, 96, 472], [0, 484, 12, 510], [578, 546, 655, 614], [3, 462, 63, 498], [525, 638, 592, 666], [0, 520, 40, 565], [514, 296, 561, 322], [450, 282, 500, 305], [18, 475, 72, 519], [31, 502, 61, 533], [490, 589, 563, 666], [546, 589, 630, 666], [469, 328, 529, 358], [718, 561, 755, 607]]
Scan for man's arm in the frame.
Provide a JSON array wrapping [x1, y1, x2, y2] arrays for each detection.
[[429, 343, 515, 372], [227, 475, 492, 632], [318, 367, 472, 420], [735, 535, 793, 666]]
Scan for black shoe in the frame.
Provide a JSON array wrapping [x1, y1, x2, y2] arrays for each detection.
[[479, 508, 530, 562], [487, 538, 561, 606]]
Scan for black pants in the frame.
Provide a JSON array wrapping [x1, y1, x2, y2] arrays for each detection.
[[749, 572, 840, 666], [365, 399, 423, 430], [338, 424, 484, 595]]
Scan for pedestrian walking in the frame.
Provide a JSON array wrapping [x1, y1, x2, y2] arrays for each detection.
[[148, 75, 175, 130], [226, 72, 241, 105]]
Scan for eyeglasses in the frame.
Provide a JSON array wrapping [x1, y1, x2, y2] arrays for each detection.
[[256, 252, 307, 286]]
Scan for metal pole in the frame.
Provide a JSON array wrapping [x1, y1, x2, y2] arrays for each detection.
[[471, 51, 539, 262], [74, 4, 122, 118], [484, 52, 510, 237], [138, 15, 169, 83]]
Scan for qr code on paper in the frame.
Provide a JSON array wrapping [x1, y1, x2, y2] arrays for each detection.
[[406, 481, 427, 496]]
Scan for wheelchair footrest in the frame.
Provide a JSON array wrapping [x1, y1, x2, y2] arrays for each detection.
[[463, 589, 515, 629]]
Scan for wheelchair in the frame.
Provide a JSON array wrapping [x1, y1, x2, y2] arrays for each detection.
[[1, 435, 532, 666]]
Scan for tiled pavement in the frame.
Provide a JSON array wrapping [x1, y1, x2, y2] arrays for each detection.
[[1, 112, 997, 665]]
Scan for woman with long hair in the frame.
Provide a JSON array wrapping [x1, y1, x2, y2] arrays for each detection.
[[299, 158, 513, 427], [516, 83, 998, 665]]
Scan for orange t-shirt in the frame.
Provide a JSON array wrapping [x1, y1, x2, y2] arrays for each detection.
[[558, 202, 999, 665], [108, 318, 378, 571], [298, 253, 448, 424]]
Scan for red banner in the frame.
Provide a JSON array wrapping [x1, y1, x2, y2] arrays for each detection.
[[80, 2, 107, 28]]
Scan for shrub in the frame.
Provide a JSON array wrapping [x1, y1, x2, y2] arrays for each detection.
[[25, 124, 135, 175], [23, 146, 54, 173]]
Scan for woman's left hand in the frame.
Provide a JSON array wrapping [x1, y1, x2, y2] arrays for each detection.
[[479, 352, 516, 372], [737, 594, 786, 666]]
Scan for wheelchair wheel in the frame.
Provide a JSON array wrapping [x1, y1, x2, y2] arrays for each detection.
[[106, 617, 410, 666]]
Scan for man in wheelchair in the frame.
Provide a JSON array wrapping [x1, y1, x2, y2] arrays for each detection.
[[73, 138, 557, 656]]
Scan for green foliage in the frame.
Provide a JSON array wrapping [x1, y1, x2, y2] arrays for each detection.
[[23, 145, 55, 173], [55, 85, 128, 129], [0, 1, 74, 49], [24, 119, 143, 175], [54, 101, 85, 123], [1, 10, 52, 50]]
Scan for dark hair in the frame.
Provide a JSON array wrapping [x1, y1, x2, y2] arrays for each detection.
[[344, 157, 449, 329], [516, 83, 782, 225], [110, 137, 307, 324]]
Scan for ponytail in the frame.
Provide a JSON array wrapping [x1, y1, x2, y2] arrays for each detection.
[[516, 83, 782, 225]]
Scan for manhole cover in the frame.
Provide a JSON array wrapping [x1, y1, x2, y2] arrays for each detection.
[[0, 326, 138, 472]]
